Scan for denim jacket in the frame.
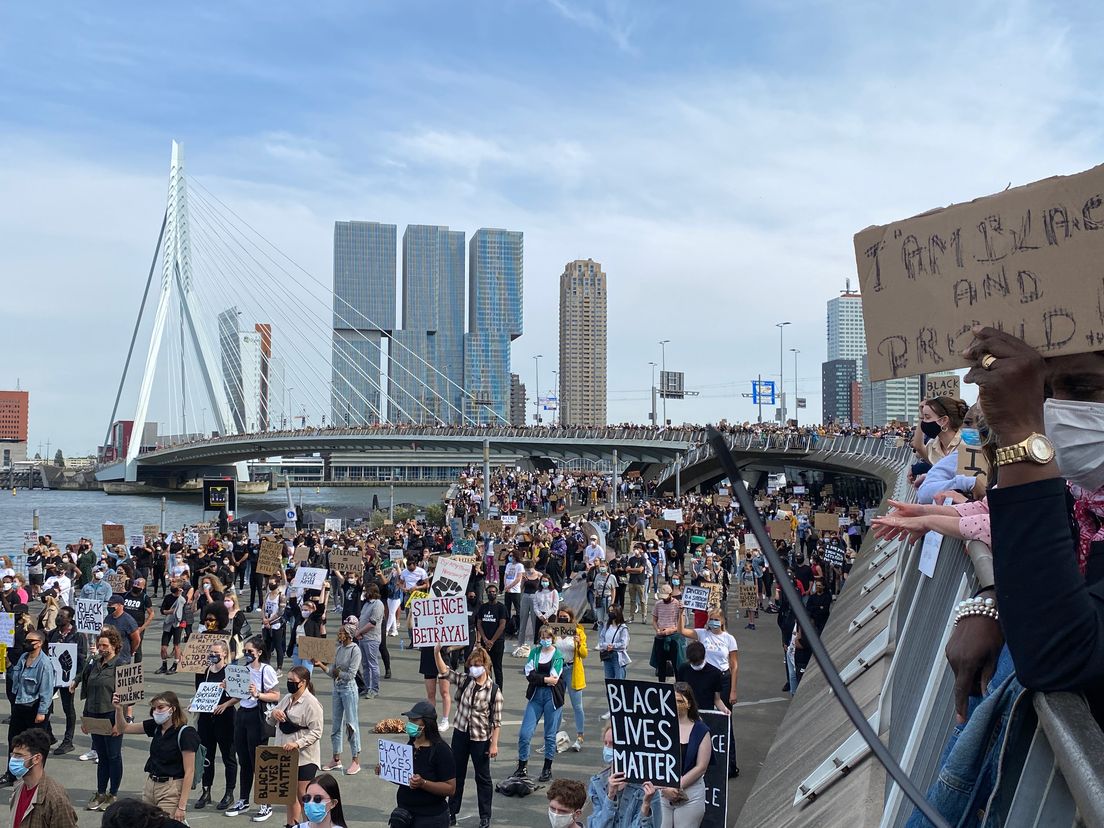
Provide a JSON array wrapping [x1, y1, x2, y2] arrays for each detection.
[[12, 652, 55, 715], [586, 768, 660, 828], [80, 580, 112, 604]]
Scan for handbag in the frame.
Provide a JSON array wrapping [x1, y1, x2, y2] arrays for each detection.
[[257, 669, 277, 739]]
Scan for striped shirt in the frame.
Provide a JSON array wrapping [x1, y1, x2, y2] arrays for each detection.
[[653, 597, 683, 630]]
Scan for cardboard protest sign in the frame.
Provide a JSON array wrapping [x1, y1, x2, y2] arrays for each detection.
[[813, 513, 839, 533], [605, 679, 680, 786], [481, 519, 503, 535], [409, 595, 469, 648], [329, 548, 363, 574], [296, 635, 335, 665], [389, 549, 405, 564], [431, 557, 472, 599], [0, 614, 13, 647], [699, 710, 731, 828], [715, 495, 733, 507], [75, 599, 105, 634], [743, 534, 760, 551], [254, 745, 297, 805], [224, 665, 252, 699], [106, 574, 128, 594], [706, 583, 723, 612], [681, 586, 710, 613], [924, 373, 961, 400], [82, 716, 115, 736], [855, 164, 1104, 381], [662, 508, 684, 523], [102, 524, 125, 546], [114, 663, 145, 704], [737, 584, 759, 610], [768, 520, 791, 541], [183, 531, 200, 547], [547, 623, 577, 642], [957, 435, 991, 484], [142, 524, 161, 538], [282, 526, 297, 540], [49, 642, 78, 686], [189, 682, 225, 713], [129, 534, 146, 549], [293, 544, 310, 562], [179, 633, 231, 673], [649, 518, 677, 530], [292, 567, 328, 591], [324, 518, 342, 533], [256, 539, 284, 576], [377, 739, 413, 786]]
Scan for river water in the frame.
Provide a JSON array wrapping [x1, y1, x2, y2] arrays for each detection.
[[0, 485, 446, 551]]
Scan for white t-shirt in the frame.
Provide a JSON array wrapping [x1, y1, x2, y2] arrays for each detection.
[[400, 567, 428, 591], [695, 628, 739, 672], [504, 562, 524, 593], [239, 663, 278, 710], [45, 574, 73, 606], [584, 544, 605, 566]]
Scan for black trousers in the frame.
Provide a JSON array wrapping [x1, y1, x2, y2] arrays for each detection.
[[8, 702, 43, 753], [486, 639, 505, 687], [449, 728, 492, 821], [379, 635, 391, 674], [233, 706, 266, 801], [263, 626, 286, 670], [58, 687, 76, 743], [198, 708, 238, 791]]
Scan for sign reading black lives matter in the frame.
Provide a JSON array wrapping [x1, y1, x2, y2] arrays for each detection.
[[605, 679, 680, 786], [855, 163, 1104, 382]]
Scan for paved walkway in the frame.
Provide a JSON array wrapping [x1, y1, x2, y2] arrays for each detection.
[[56, 595, 789, 827]]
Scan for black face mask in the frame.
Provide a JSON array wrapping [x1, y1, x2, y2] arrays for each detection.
[[920, 420, 942, 439]]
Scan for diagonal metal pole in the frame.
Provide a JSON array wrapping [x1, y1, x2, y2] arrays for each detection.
[[706, 426, 950, 828], [102, 210, 167, 457]]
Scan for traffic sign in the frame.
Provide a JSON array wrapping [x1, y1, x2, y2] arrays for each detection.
[[285, 508, 297, 522], [752, 380, 776, 406]]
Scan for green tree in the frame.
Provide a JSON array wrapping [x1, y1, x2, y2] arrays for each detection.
[[54, 449, 65, 467]]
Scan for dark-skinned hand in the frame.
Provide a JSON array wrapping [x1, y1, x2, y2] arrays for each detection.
[[961, 326, 1047, 443], [945, 604, 1004, 723]]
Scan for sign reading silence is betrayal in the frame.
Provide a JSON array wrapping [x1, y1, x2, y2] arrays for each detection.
[[854, 163, 1104, 382]]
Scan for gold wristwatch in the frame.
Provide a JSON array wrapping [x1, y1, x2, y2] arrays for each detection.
[[994, 433, 1055, 466]]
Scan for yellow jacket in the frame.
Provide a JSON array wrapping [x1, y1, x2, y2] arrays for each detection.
[[571, 624, 588, 691]]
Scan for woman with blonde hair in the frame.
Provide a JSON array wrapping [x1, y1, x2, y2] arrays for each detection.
[[553, 606, 589, 753], [35, 590, 60, 632]]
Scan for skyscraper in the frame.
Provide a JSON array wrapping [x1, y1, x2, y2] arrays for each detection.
[[218, 309, 271, 433], [558, 258, 607, 427], [464, 229, 523, 424], [509, 373, 526, 426], [391, 225, 465, 423], [332, 221, 396, 425], [0, 389, 28, 466]]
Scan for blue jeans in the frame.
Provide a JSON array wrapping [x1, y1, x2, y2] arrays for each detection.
[[565, 685, 585, 736], [603, 657, 625, 681], [292, 645, 314, 675], [89, 711, 123, 795], [518, 687, 562, 761], [330, 682, 361, 758]]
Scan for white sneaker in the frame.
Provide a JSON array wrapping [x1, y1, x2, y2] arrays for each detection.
[[439, 717, 449, 732], [250, 804, 273, 822], [224, 799, 249, 817], [570, 739, 583, 752], [600, 712, 611, 720], [79, 750, 98, 762]]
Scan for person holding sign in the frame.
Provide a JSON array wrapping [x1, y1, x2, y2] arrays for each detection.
[[192, 639, 238, 811], [267, 666, 325, 828], [224, 636, 281, 821], [1, 630, 54, 788], [587, 722, 659, 828], [79, 627, 125, 810], [552, 608, 589, 753], [639, 683, 711, 828], [322, 623, 362, 776], [375, 699, 455, 828], [113, 691, 200, 823], [516, 625, 566, 783], [432, 644, 501, 828], [47, 606, 85, 756], [676, 611, 738, 708]]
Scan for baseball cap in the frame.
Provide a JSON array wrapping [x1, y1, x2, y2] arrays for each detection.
[[107, 595, 124, 606], [403, 700, 438, 721]]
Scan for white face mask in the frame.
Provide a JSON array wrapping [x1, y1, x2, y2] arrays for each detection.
[[548, 808, 576, 828], [468, 665, 485, 678], [1044, 399, 1104, 492]]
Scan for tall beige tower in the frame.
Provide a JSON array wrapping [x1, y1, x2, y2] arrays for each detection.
[[558, 258, 607, 426]]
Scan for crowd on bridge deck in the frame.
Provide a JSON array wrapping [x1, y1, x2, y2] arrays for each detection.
[[6, 454, 881, 828]]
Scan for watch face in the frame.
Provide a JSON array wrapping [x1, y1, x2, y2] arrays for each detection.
[[1030, 436, 1054, 461]]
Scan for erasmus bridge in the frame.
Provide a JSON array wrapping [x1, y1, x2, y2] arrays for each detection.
[[94, 142, 904, 490]]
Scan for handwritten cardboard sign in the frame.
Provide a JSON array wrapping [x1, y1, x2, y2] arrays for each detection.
[[129, 534, 146, 549], [855, 163, 1104, 381], [768, 520, 791, 541], [179, 633, 231, 674], [75, 599, 105, 635], [661, 509, 684, 523], [737, 584, 759, 610], [296, 635, 335, 665], [292, 567, 328, 591], [247, 523, 260, 543], [189, 681, 224, 713], [256, 539, 284, 576], [48, 642, 78, 686], [142, 524, 161, 538], [0, 614, 13, 647], [501, 515, 518, 526], [681, 586, 710, 612], [102, 524, 125, 546], [454, 538, 477, 556], [377, 739, 413, 787], [106, 574, 128, 594], [924, 373, 961, 400], [649, 519, 677, 531], [114, 662, 145, 704], [82, 716, 115, 736], [409, 595, 469, 648], [605, 679, 680, 786], [481, 519, 503, 535], [430, 557, 472, 599], [224, 664, 252, 699], [813, 513, 839, 533], [324, 518, 342, 533], [329, 548, 363, 574], [254, 745, 297, 805]]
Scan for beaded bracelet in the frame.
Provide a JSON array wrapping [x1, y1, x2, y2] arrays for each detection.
[[952, 596, 999, 627]]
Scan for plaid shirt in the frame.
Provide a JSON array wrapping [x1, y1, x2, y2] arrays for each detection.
[[446, 667, 502, 741]]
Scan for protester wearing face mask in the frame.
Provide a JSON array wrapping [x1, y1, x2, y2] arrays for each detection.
[[296, 772, 347, 828], [640, 684, 711, 828], [432, 644, 501, 828], [1, 631, 54, 788], [599, 607, 630, 691], [375, 700, 456, 828], [224, 636, 281, 821], [154, 578, 190, 676], [592, 563, 618, 633], [552, 608, 588, 753], [677, 611, 738, 708], [113, 692, 199, 822], [585, 723, 658, 828], [502, 551, 525, 634], [192, 641, 238, 811], [545, 778, 587, 828], [516, 559, 543, 647], [293, 599, 326, 676], [322, 623, 362, 776], [80, 565, 113, 604], [6, 726, 77, 828], [475, 585, 507, 687], [262, 576, 288, 670], [267, 666, 324, 827], [104, 596, 141, 664], [122, 577, 155, 665], [356, 584, 385, 698], [46, 607, 84, 756], [79, 627, 125, 805], [650, 585, 684, 683], [531, 576, 560, 645], [516, 625, 566, 783], [913, 396, 970, 466]]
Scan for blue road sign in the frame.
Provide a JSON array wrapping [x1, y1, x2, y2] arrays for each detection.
[[752, 380, 776, 406]]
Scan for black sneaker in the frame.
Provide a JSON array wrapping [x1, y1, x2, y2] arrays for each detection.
[[168, 664, 178, 674], [154, 664, 167, 675], [53, 741, 74, 756]]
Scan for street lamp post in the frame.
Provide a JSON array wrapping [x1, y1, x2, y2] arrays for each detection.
[[775, 322, 791, 424], [790, 347, 800, 424], [659, 340, 670, 426], [534, 354, 543, 424], [648, 361, 658, 426]]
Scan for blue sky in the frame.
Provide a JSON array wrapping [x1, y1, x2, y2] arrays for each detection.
[[3, 1, 1103, 453]]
